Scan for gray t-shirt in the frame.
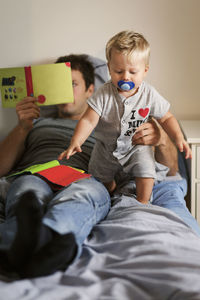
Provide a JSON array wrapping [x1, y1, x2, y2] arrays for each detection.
[[9, 118, 95, 175], [88, 80, 170, 158], [87, 81, 170, 182]]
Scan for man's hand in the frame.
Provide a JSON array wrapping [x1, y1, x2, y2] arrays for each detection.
[[132, 118, 163, 147], [16, 97, 40, 131], [132, 118, 178, 175], [0, 97, 40, 177]]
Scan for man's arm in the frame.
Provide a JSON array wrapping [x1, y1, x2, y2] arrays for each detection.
[[0, 97, 40, 177], [132, 118, 178, 176]]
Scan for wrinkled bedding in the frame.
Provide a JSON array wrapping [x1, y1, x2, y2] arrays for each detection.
[[0, 154, 200, 299], [1, 195, 200, 300]]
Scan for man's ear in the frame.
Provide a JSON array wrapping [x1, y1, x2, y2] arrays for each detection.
[[86, 84, 95, 97]]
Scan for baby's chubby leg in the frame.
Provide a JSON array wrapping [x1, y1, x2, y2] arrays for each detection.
[[135, 177, 154, 204], [122, 145, 155, 204]]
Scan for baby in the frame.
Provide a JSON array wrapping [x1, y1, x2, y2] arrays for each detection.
[[59, 30, 191, 204]]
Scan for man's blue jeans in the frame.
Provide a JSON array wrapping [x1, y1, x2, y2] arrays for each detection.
[[152, 179, 200, 237], [1, 175, 111, 259]]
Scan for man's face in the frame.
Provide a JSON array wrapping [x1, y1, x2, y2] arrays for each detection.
[[57, 69, 94, 119]]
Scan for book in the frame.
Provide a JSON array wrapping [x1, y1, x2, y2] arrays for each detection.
[[7, 160, 61, 177], [0, 62, 74, 108], [7, 160, 91, 189], [36, 165, 91, 188]]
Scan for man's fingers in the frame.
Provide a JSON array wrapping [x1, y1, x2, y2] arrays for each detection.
[[132, 134, 154, 145], [134, 128, 153, 140], [18, 109, 40, 120], [16, 97, 38, 109], [134, 121, 156, 139], [16, 101, 40, 113], [133, 127, 157, 145], [133, 118, 162, 146], [16, 97, 40, 121]]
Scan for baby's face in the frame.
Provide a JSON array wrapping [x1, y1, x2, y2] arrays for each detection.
[[108, 49, 149, 97]]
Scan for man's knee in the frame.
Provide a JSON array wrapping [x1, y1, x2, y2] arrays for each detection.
[[5, 175, 53, 217], [153, 182, 186, 207]]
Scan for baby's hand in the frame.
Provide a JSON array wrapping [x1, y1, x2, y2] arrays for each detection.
[[177, 140, 192, 159], [58, 142, 82, 160]]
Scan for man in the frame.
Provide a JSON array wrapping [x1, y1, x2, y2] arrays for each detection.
[[0, 55, 110, 278], [0, 54, 199, 279]]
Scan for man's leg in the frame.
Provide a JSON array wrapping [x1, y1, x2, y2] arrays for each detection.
[[5, 175, 54, 218], [22, 177, 110, 277], [0, 175, 54, 249], [152, 180, 200, 237], [44, 177, 110, 249], [0, 175, 54, 274]]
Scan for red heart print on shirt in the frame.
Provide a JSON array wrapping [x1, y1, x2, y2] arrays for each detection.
[[138, 108, 149, 118]]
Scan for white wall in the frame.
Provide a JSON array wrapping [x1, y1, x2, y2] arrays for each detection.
[[0, 0, 200, 137]]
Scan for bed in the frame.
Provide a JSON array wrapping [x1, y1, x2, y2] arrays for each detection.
[[0, 172, 200, 299], [0, 56, 200, 300]]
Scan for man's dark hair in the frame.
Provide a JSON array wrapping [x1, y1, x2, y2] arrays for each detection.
[[56, 54, 94, 90]]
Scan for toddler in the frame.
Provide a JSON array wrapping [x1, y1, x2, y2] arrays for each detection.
[[59, 30, 191, 204]]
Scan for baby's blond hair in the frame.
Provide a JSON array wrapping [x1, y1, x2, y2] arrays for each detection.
[[106, 30, 150, 66]]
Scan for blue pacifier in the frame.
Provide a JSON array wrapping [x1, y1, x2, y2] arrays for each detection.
[[118, 80, 135, 91]]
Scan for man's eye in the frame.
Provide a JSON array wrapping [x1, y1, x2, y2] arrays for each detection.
[[72, 82, 77, 87]]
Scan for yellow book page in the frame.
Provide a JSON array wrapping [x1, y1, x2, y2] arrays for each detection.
[[31, 63, 74, 106], [0, 67, 27, 108], [0, 63, 74, 108]]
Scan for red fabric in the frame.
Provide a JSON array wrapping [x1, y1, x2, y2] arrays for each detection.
[[36, 165, 91, 187]]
